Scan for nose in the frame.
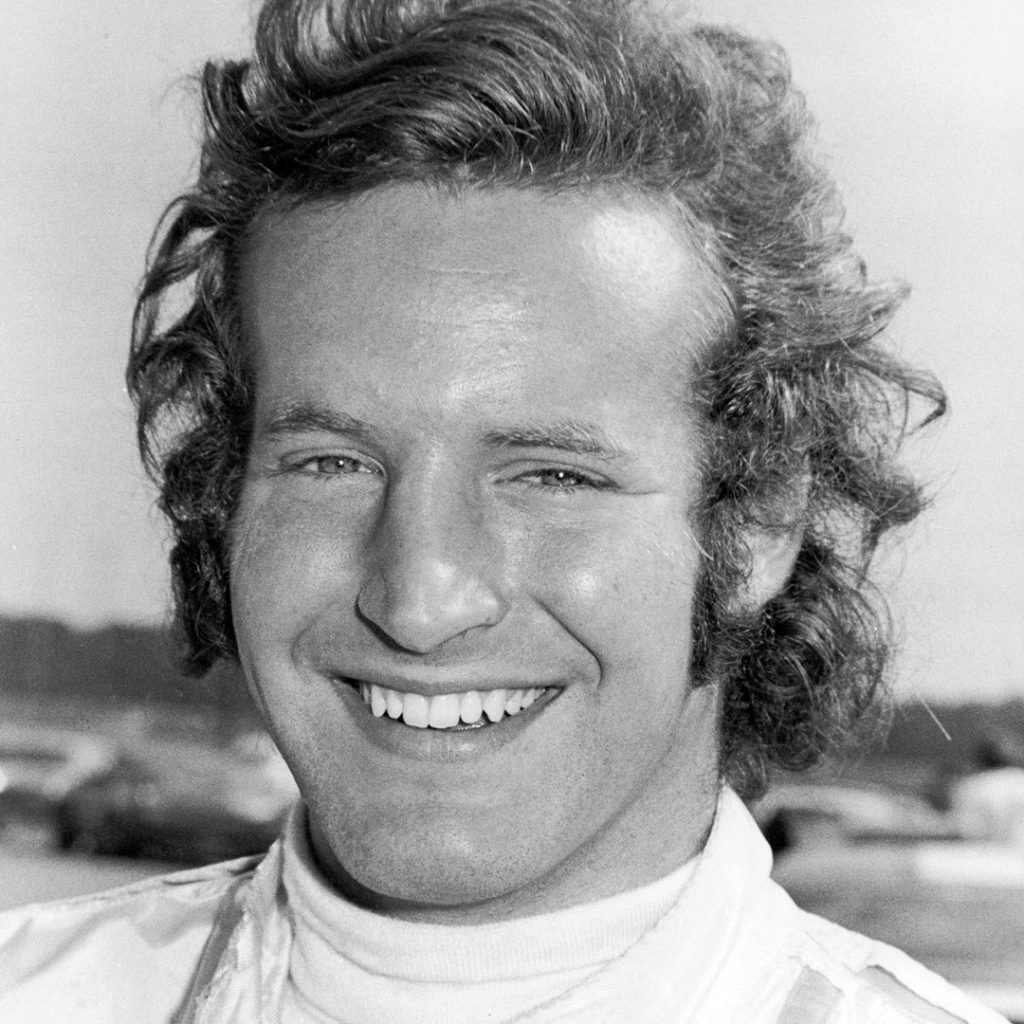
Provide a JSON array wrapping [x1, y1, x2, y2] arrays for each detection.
[[356, 475, 510, 653]]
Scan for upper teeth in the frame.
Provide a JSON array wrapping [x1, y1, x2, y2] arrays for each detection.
[[357, 684, 544, 729]]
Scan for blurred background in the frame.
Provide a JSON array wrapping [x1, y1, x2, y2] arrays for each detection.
[[1, 1, 1022, 1018]]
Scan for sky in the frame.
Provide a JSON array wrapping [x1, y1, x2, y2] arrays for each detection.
[[1, 1, 1022, 703]]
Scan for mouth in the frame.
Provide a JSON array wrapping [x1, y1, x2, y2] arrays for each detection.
[[341, 679, 559, 731]]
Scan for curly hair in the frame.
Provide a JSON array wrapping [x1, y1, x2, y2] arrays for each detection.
[[128, 0, 945, 798]]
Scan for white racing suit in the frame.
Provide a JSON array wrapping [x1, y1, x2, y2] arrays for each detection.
[[0, 789, 1009, 1023]]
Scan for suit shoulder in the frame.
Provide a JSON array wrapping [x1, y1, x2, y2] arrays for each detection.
[[791, 909, 1011, 1024], [0, 855, 263, 1023]]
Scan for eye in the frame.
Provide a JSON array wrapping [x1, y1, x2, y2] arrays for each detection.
[[295, 454, 379, 477], [519, 467, 610, 491]]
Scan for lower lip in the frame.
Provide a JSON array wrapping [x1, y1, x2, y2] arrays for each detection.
[[336, 682, 563, 762]]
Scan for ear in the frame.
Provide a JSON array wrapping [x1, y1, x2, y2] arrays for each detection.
[[727, 521, 804, 615], [726, 474, 809, 615]]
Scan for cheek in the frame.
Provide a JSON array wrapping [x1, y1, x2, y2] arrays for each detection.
[[522, 512, 700, 671], [229, 488, 364, 648]]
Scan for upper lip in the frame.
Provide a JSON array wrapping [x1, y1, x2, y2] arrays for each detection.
[[333, 669, 563, 698]]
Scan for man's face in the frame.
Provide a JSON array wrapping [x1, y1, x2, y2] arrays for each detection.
[[231, 185, 729, 921]]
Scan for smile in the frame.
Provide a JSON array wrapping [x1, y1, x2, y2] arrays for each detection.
[[351, 681, 553, 730]]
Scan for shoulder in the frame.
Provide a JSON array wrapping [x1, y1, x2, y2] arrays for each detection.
[[0, 853, 261, 943], [710, 793, 1013, 1023], [785, 906, 1012, 1024], [0, 854, 263, 1024]]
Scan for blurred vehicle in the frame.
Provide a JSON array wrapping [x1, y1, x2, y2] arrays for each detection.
[[0, 725, 115, 849], [774, 839, 1024, 1023], [58, 734, 298, 865], [752, 781, 959, 854], [949, 766, 1024, 846]]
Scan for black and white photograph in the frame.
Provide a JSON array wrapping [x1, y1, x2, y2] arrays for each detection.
[[1, 2, 1022, 1021]]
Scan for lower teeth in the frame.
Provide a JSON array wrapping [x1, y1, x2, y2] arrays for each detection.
[[449, 719, 490, 731]]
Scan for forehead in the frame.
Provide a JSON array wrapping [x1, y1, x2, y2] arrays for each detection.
[[239, 185, 729, 416]]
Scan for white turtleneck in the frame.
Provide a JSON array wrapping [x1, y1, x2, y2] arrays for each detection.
[[279, 808, 697, 1024]]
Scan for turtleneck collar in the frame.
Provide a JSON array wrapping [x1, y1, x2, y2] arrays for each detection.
[[280, 803, 698, 1022]]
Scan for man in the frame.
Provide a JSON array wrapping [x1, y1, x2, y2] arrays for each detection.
[[0, 1, 1006, 1021]]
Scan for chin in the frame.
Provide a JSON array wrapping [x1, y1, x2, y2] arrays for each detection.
[[315, 811, 558, 918]]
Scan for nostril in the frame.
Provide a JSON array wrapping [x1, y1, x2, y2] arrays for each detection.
[[356, 571, 508, 654]]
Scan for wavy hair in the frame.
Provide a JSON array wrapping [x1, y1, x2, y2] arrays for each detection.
[[128, 0, 945, 797]]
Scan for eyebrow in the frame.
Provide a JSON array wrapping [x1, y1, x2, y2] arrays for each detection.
[[482, 420, 632, 461], [258, 405, 633, 462], [258, 404, 379, 443]]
